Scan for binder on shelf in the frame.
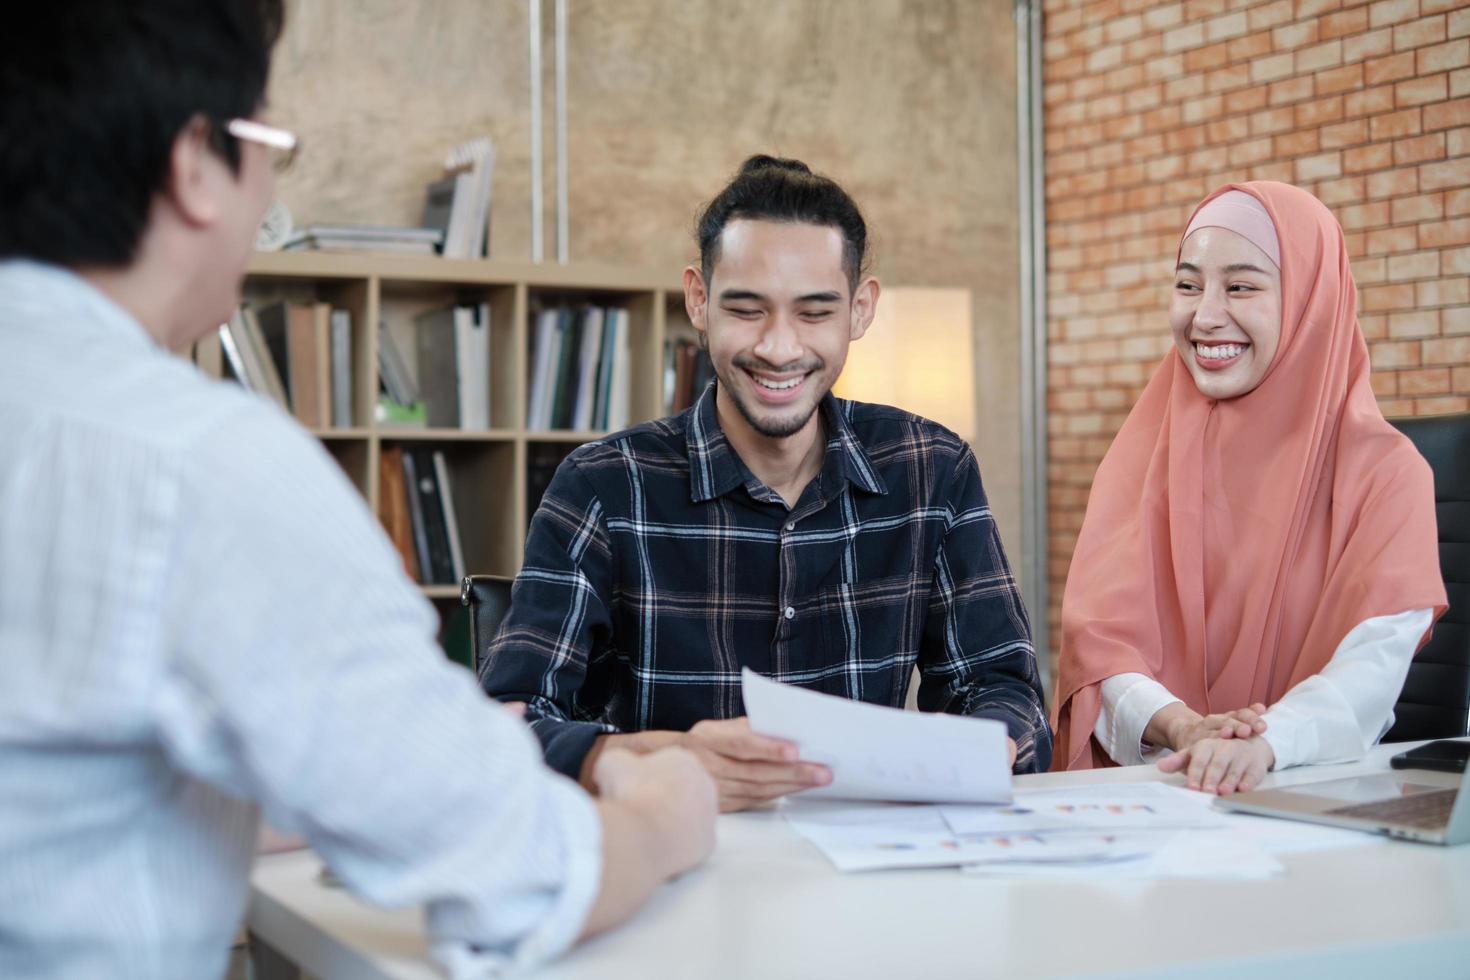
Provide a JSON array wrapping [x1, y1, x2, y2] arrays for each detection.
[[414, 307, 460, 429], [330, 309, 353, 427], [526, 303, 632, 432], [456, 303, 491, 430], [571, 307, 605, 432], [432, 450, 466, 583]]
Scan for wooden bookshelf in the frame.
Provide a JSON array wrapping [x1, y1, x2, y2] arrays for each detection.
[[214, 250, 692, 611]]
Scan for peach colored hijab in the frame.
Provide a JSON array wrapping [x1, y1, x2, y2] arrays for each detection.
[[1052, 181, 1447, 771]]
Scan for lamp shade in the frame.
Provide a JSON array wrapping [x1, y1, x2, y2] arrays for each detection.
[[832, 287, 975, 444]]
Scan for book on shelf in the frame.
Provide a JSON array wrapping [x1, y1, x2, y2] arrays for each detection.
[[376, 321, 426, 426], [221, 306, 287, 408], [526, 303, 631, 431], [422, 137, 495, 259], [256, 301, 333, 429], [664, 336, 713, 414], [330, 310, 353, 426], [284, 223, 443, 255], [412, 303, 492, 430], [378, 447, 419, 581], [399, 447, 464, 585]]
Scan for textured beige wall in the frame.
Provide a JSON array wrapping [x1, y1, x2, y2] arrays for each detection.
[[269, 0, 1024, 554]]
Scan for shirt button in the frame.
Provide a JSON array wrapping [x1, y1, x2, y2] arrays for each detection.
[[784, 606, 795, 620], [785, 522, 795, 532]]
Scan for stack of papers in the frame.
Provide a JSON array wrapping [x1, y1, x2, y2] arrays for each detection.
[[743, 671, 1381, 880]]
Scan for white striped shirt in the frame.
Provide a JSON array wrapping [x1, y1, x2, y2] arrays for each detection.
[[0, 261, 600, 979]]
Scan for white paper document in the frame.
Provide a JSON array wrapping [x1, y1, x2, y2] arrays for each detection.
[[784, 800, 1155, 872], [741, 668, 1011, 804], [940, 783, 1230, 836]]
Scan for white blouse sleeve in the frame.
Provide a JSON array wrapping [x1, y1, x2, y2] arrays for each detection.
[[1260, 608, 1434, 771], [1095, 673, 1184, 766]]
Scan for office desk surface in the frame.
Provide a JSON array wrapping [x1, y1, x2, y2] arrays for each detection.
[[249, 742, 1470, 979]]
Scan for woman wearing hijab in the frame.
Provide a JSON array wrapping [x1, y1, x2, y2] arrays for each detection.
[[1052, 181, 1447, 795]]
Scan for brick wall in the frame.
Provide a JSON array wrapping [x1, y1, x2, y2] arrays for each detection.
[[1042, 0, 1469, 657]]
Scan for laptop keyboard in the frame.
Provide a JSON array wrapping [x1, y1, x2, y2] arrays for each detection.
[[1325, 790, 1458, 830]]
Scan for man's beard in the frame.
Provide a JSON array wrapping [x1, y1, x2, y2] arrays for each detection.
[[724, 354, 827, 439]]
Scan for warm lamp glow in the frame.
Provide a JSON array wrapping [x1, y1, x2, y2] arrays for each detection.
[[833, 288, 975, 444]]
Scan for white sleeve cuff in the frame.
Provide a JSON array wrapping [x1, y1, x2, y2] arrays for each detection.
[[1096, 673, 1184, 767], [429, 775, 603, 979]]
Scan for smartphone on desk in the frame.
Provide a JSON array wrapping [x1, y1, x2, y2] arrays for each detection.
[[1390, 739, 1470, 774]]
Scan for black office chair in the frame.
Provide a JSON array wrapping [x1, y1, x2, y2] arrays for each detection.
[[461, 574, 515, 676], [1385, 413, 1470, 741]]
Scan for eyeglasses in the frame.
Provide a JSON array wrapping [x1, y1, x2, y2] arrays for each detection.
[[225, 118, 300, 174]]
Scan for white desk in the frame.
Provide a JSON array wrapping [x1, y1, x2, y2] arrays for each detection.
[[249, 742, 1470, 979]]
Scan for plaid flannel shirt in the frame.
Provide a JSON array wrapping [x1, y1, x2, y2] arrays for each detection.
[[480, 384, 1052, 778]]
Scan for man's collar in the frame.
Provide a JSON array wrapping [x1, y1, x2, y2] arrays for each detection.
[[686, 380, 888, 503]]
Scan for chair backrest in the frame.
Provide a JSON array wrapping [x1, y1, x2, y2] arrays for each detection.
[[1386, 413, 1470, 741], [460, 574, 515, 676]]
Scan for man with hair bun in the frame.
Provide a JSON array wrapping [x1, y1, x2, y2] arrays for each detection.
[[483, 155, 1052, 811]]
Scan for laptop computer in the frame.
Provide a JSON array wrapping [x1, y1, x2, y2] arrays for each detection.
[[1215, 758, 1470, 845]]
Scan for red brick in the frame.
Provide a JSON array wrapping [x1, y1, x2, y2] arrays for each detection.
[[1418, 40, 1470, 75], [1251, 106, 1298, 134], [1448, 188, 1470, 216], [1367, 165, 1420, 197], [1274, 20, 1321, 49], [1281, 130, 1327, 155], [1206, 10, 1249, 40], [1456, 366, 1470, 392], [1322, 118, 1371, 147], [1252, 51, 1297, 82], [1398, 367, 1452, 393], [1344, 142, 1395, 170], [1300, 0, 1344, 16], [1420, 217, 1470, 246], [1240, 32, 1277, 60], [1392, 193, 1446, 222], [1394, 132, 1449, 163], [1419, 158, 1468, 189], [1363, 282, 1419, 309], [1297, 95, 1347, 126], [1317, 174, 1368, 204], [1344, 28, 1394, 63], [1451, 8, 1470, 39], [1345, 84, 1398, 116], [1397, 74, 1450, 106], [1297, 149, 1346, 179], [1322, 6, 1371, 37], [1300, 40, 1347, 72], [1414, 395, 1470, 414], [1342, 200, 1395, 228], [1393, 15, 1448, 51], [1365, 52, 1418, 85], [1372, 107, 1424, 140], [1419, 276, 1470, 305], [1249, 0, 1295, 30], [1369, 339, 1422, 368], [1424, 96, 1470, 130], [1229, 136, 1277, 166], [1317, 63, 1367, 95], [1423, 336, 1470, 363], [1424, 0, 1464, 12], [1445, 247, 1470, 274], [1446, 306, 1470, 334], [1366, 225, 1422, 251], [1371, 369, 1400, 395], [1376, 398, 1419, 415], [1355, 254, 1389, 282], [1363, 314, 1392, 340], [1235, 83, 1273, 110], [1270, 75, 1317, 104], [1369, 0, 1421, 29], [1164, 22, 1205, 52], [1206, 63, 1253, 92], [1393, 314, 1440, 340], [1387, 248, 1440, 279], [1143, 1, 1185, 29], [1186, 40, 1231, 72]]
